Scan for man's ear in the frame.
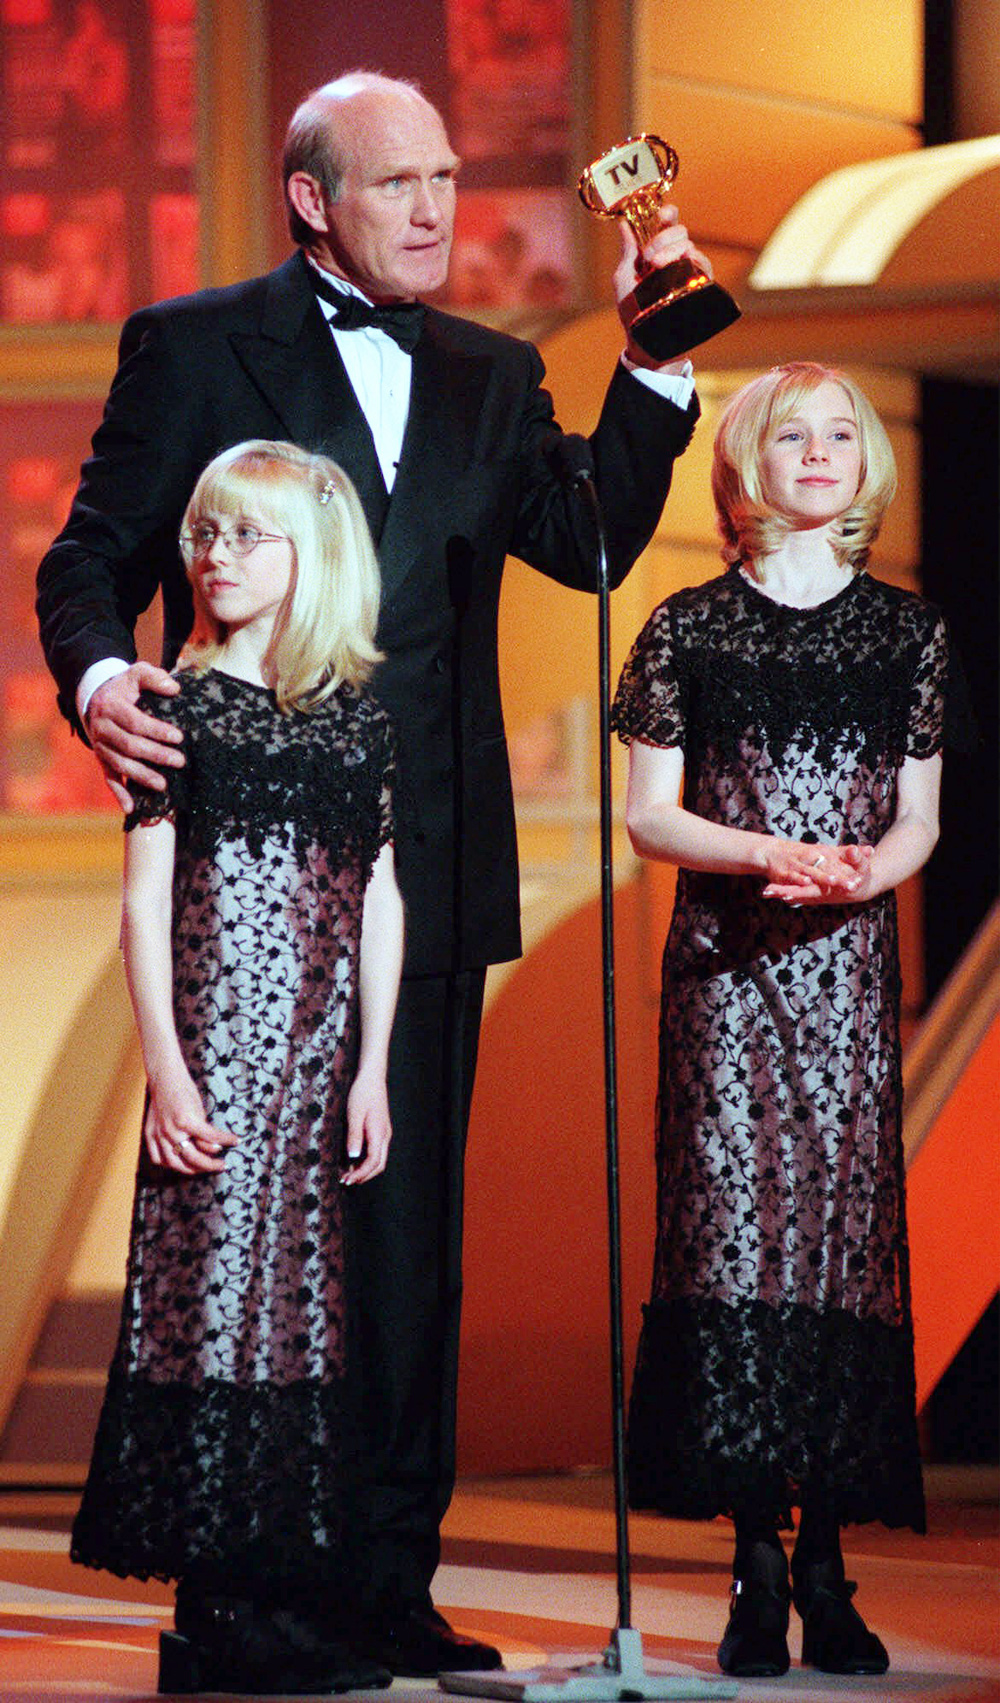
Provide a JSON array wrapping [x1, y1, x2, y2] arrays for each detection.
[[286, 172, 329, 235]]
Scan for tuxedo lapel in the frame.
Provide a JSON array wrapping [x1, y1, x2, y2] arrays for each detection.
[[377, 315, 492, 605], [227, 255, 390, 538], [225, 261, 493, 591]]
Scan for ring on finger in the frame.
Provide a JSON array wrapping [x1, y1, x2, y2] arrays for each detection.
[[811, 855, 826, 869]]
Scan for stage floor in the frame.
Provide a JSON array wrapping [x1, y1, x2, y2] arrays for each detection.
[[1, 1468, 996, 1700]]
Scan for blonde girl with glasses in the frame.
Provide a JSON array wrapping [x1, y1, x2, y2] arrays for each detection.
[[72, 440, 403, 1696]]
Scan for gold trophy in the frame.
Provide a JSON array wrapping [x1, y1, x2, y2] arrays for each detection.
[[578, 133, 740, 361]]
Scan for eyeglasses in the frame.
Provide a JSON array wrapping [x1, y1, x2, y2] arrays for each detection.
[[183, 521, 288, 557]]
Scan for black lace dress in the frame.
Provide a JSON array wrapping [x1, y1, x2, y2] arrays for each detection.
[[612, 568, 954, 1535], [72, 668, 394, 1587]]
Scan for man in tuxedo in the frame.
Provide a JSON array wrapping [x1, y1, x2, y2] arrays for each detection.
[[37, 71, 701, 1674]]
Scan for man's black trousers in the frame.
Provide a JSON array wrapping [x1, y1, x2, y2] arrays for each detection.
[[345, 967, 487, 1612]]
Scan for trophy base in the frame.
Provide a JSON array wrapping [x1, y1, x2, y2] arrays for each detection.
[[630, 271, 740, 362]]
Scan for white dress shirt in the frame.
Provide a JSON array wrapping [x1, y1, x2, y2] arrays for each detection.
[[310, 266, 412, 492]]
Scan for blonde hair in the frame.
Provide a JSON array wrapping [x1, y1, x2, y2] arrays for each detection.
[[711, 363, 897, 574], [179, 440, 383, 712]]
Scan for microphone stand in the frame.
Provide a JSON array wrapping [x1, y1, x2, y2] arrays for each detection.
[[439, 456, 735, 1702]]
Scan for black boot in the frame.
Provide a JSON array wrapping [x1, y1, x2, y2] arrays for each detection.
[[793, 1558, 889, 1675], [163, 1587, 390, 1695], [717, 1539, 791, 1677]]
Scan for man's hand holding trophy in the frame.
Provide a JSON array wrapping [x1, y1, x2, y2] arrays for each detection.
[[579, 133, 740, 363]]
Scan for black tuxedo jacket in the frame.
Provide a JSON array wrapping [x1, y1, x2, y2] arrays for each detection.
[[37, 251, 698, 973]]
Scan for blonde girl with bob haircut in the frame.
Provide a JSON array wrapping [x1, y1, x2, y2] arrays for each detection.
[[712, 361, 897, 578], [180, 437, 383, 707], [72, 440, 404, 1696], [612, 365, 967, 1683]]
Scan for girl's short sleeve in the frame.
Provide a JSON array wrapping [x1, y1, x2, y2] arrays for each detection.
[[610, 601, 686, 749], [907, 608, 977, 758], [123, 689, 190, 831]]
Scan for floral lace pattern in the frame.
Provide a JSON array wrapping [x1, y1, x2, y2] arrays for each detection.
[[72, 1373, 366, 1585], [627, 1296, 924, 1531], [612, 571, 951, 1533], [72, 669, 393, 1582]]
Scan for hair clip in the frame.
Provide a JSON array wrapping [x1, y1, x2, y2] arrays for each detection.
[[318, 477, 336, 505]]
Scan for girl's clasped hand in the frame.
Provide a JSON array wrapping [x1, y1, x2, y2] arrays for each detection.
[[142, 1056, 236, 1174], [760, 839, 873, 904]]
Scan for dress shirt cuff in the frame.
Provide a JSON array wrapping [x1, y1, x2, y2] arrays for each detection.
[[78, 657, 131, 725], [620, 354, 695, 411]]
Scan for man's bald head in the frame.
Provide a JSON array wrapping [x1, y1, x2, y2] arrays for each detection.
[[283, 72, 437, 245]]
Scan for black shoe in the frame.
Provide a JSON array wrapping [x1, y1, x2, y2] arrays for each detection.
[[162, 1596, 391, 1694], [794, 1561, 889, 1675], [361, 1604, 503, 1677], [717, 1541, 791, 1678]]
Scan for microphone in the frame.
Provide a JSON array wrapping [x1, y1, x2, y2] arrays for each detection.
[[549, 433, 596, 491]]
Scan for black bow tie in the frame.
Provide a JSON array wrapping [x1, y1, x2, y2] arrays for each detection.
[[311, 271, 425, 352]]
